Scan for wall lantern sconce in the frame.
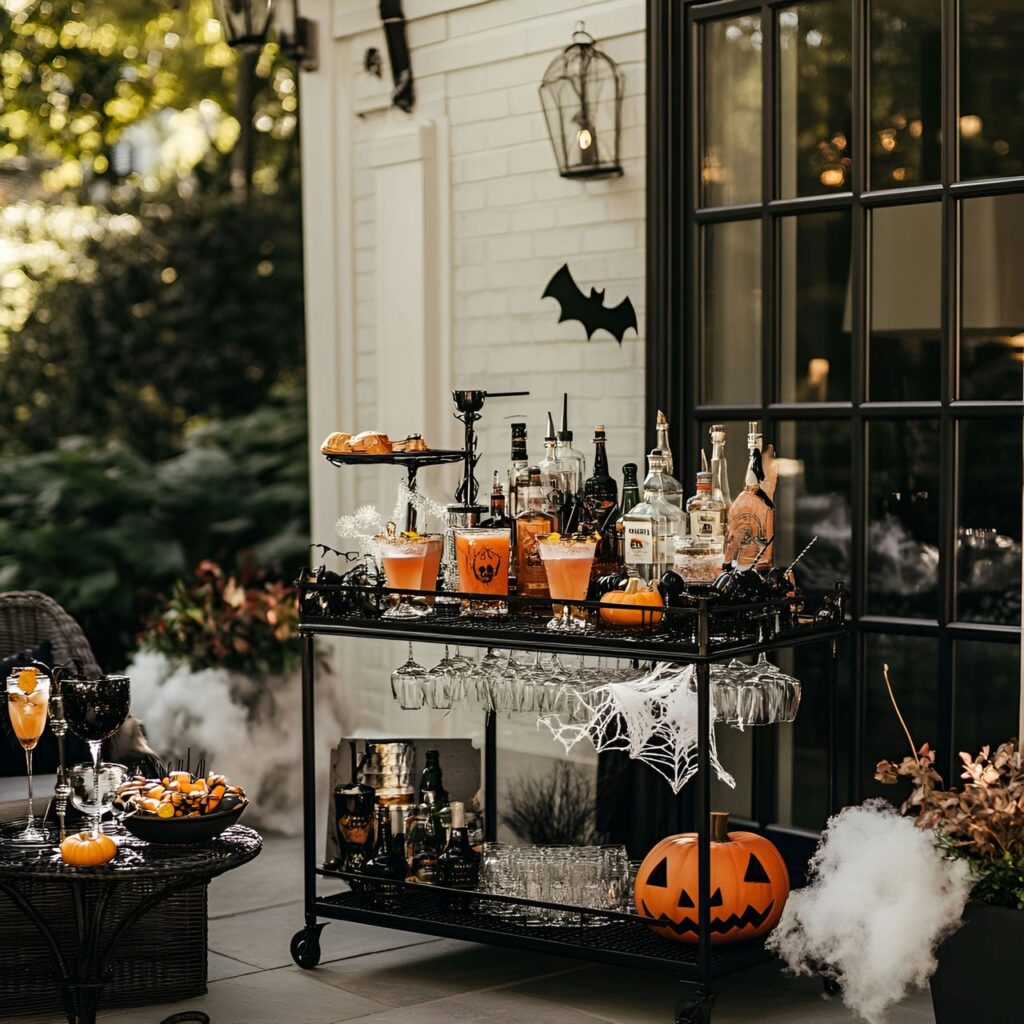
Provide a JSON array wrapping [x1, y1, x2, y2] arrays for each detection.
[[216, 0, 319, 72], [539, 22, 623, 180]]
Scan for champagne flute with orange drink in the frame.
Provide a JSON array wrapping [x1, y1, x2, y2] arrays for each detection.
[[6, 667, 51, 843]]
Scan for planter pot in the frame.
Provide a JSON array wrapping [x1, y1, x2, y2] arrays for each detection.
[[930, 901, 1023, 1023]]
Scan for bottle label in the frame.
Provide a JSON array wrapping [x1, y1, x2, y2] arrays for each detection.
[[624, 522, 655, 565], [517, 520, 552, 596], [690, 510, 725, 539]]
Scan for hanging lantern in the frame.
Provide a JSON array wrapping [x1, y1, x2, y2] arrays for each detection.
[[215, 0, 275, 51], [539, 23, 624, 180]]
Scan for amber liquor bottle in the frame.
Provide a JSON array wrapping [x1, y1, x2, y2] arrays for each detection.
[[515, 468, 556, 605], [725, 421, 777, 568]]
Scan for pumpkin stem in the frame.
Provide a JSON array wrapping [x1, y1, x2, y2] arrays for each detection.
[[710, 812, 730, 843]]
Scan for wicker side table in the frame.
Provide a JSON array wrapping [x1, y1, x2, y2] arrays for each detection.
[[0, 822, 261, 1024]]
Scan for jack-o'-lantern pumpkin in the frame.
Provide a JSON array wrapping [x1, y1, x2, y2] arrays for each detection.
[[634, 813, 789, 944]]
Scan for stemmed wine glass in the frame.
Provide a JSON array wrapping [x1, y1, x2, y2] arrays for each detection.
[[5, 667, 51, 844], [62, 675, 131, 836], [391, 644, 427, 709]]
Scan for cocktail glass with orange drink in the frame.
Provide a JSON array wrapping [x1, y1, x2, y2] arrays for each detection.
[[454, 527, 511, 617], [6, 667, 51, 843], [378, 523, 442, 619], [536, 533, 598, 631]]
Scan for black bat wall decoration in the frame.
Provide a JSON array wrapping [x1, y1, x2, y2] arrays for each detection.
[[542, 264, 638, 345]]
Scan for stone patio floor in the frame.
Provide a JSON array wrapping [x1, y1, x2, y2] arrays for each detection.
[[30, 836, 936, 1024]]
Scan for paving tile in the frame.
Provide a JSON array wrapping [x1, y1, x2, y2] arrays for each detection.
[[208, 899, 438, 970], [207, 950, 263, 982], [338, 985, 608, 1024], [99, 966, 387, 1024], [307, 936, 588, 1007]]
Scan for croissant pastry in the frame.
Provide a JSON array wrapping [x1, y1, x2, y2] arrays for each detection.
[[320, 432, 352, 454]]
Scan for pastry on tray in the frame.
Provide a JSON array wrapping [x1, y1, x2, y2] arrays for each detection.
[[320, 431, 353, 455], [393, 434, 428, 453], [349, 431, 393, 454]]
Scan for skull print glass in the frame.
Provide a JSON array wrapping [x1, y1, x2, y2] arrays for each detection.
[[454, 527, 511, 617]]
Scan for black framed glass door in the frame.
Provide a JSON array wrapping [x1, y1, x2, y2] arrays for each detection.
[[647, 0, 1023, 841]]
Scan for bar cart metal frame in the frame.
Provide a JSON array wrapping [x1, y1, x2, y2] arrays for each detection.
[[292, 579, 845, 1021]]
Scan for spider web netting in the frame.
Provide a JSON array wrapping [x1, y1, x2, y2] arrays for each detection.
[[335, 481, 449, 556], [539, 662, 735, 794]]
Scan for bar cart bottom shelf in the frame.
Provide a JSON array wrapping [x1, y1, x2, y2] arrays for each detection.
[[297, 886, 770, 995]]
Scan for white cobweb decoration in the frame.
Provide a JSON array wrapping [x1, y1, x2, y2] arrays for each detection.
[[539, 662, 735, 794], [335, 481, 449, 557]]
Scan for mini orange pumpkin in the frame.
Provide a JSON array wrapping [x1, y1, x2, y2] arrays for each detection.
[[60, 831, 118, 867], [634, 813, 789, 945], [600, 577, 664, 627]]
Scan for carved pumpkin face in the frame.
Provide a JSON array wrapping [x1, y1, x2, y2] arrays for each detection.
[[634, 827, 789, 945]]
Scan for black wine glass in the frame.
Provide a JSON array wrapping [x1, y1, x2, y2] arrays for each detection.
[[63, 675, 131, 834]]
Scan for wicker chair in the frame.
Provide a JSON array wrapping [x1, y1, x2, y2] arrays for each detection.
[[0, 590, 209, 1015], [0, 590, 102, 678]]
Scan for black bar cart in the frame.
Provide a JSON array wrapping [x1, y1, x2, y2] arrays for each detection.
[[292, 443, 846, 1024]]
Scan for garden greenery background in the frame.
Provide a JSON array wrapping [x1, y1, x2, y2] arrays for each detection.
[[0, 0, 308, 669]]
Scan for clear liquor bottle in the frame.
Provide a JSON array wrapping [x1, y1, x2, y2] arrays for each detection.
[[686, 470, 727, 541], [643, 447, 683, 509], [555, 393, 586, 498], [655, 409, 674, 478], [709, 424, 732, 508], [538, 411, 570, 529], [515, 468, 556, 602], [621, 452, 684, 582]]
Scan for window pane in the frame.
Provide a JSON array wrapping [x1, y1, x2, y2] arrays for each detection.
[[869, 204, 941, 400], [961, 194, 1024, 400], [957, 419, 1022, 626], [775, 420, 852, 599], [960, 0, 1024, 180], [701, 220, 762, 404], [869, 0, 942, 188], [867, 419, 940, 618], [779, 210, 852, 402], [862, 633, 937, 802], [777, 2, 853, 198], [954, 641, 1021, 758], [702, 15, 763, 207]]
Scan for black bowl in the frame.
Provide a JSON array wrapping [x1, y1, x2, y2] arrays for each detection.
[[121, 802, 247, 845]]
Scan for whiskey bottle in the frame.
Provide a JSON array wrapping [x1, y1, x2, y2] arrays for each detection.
[[515, 469, 556, 602], [686, 470, 727, 541], [555, 392, 587, 498], [655, 409, 675, 478], [434, 801, 480, 890], [709, 424, 732, 508], [419, 749, 449, 809], [362, 805, 408, 896], [507, 422, 529, 518], [643, 447, 683, 509], [726, 421, 777, 568], [621, 452, 684, 582], [538, 411, 570, 529], [481, 472, 512, 530]]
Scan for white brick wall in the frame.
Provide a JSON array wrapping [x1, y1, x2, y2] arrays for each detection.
[[302, 0, 647, 773]]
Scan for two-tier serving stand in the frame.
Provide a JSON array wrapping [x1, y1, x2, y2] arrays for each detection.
[[292, 410, 846, 1024]]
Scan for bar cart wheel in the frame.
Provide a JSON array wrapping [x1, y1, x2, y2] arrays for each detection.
[[675, 988, 714, 1023], [290, 923, 326, 969]]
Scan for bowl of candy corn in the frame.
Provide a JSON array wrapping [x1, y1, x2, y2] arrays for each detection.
[[115, 771, 248, 844]]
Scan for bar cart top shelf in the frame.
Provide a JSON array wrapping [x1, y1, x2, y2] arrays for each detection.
[[322, 449, 465, 468], [297, 580, 847, 664]]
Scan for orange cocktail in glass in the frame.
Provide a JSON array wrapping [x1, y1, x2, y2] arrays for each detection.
[[6, 667, 51, 843], [378, 525, 441, 619], [454, 527, 511, 617], [537, 534, 597, 631]]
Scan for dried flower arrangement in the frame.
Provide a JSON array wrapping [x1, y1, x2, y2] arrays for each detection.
[[876, 664, 1024, 911], [140, 560, 298, 677]]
